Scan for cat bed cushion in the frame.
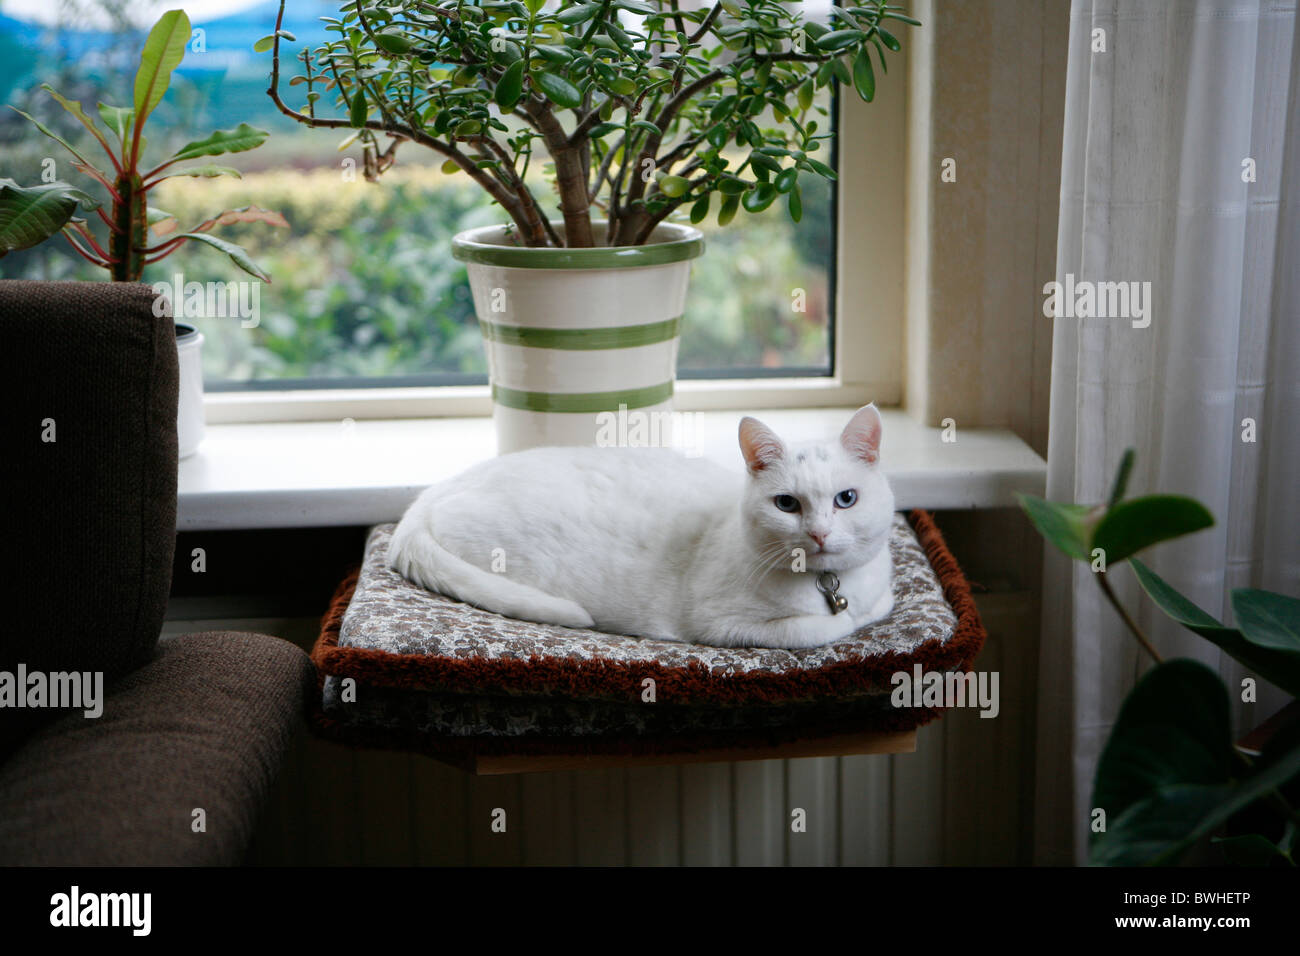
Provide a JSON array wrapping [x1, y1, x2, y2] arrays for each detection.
[[309, 510, 985, 759]]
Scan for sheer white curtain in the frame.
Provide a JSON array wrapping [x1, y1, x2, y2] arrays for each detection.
[[1035, 0, 1300, 865]]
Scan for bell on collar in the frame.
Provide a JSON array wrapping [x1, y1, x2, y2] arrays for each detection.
[[815, 571, 849, 615]]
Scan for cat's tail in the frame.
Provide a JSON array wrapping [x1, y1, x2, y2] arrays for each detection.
[[386, 517, 595, 630]]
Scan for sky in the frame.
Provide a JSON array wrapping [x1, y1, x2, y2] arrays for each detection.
[[0, 0, 269, 27]]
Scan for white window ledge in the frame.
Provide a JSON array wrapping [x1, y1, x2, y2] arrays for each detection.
[[177, 408, 1047, 532]]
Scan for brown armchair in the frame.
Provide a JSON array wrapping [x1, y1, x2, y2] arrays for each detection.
[[0, 280, 313, 865]]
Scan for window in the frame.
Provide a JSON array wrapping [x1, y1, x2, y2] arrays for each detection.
[[1, 0, 905, 419]]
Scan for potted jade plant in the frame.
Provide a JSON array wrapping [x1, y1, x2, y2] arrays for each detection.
[[266, 0, 917, 451], [0, 9, 286, 458]]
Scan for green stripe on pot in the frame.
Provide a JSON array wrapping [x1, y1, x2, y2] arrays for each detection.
[[491, 381, 674, 413], [453, 225, 705, 270], [479, 317, 681, 350]]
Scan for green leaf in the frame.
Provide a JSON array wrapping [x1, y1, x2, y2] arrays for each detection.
[[803, 157, 837, 180], [133, 9, 191, 129], [39, 86, 115, 160], [1211, 833, 1291, 866], [149, 164, 242, 182], [1093, 660, 1231, 815], [0, 179, 100, 255], [797, 79, 814, 113], [495, 59, 526, 110], [689, 193, 710, 224], [535, 71, 582, 108], [774, 167, 798, 193], [741, 181, 778, 213], [717, 193, 739, 226], [147, 206, 178, 235], [253, 34, 276, 53], [852, 48, 875, 102], [659, 175, 689, 198], [609, 76, 638, 97], [1091, 495, 1214, 564], [165, 124, 270, 163], [877, 27, 902, 52], [1094, 747, 1300, 866], [1130, 560, 1300, 697], [1017, 494, 1094, 562], [1232, 589, 1300, 654], [817, 29, 866, 52], [787, 184, 802, 223], [7, 106, 104, 175], [587, 122, 621, 138], [96, 104, 134, 145], [171, 232, 272, 282], [556, 3, 599, 25], [524, 0, 546, 12], [350, 88, 369, 128], [881, 11, 923, 27], [374, 31, 415, 55], [534, 44, 576, 64], [1107, 448, 1136, 507], [1089, 660, 1232, 865]]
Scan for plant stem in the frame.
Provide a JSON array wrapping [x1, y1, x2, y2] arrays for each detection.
[[1097, 571, 1163, 664]]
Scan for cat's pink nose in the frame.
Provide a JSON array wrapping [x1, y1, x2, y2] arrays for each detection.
[[808, 531, 827, 548]]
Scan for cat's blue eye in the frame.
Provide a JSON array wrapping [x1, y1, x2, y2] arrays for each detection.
[[834, 489, 858, 509], [774, 494, 801, 513]]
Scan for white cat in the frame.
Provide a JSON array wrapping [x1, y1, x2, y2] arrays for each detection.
[[387, 405, 896, 649]]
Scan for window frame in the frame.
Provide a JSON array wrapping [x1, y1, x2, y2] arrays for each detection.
[[205, 74, 907, 425]]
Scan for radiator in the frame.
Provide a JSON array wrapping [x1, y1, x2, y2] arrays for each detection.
[[218, 591, 1035, 866]]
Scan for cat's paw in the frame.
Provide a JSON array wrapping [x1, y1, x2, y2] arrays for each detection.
[[551, 602, 596, 630], [775, 612, 858, 649], [863, 587, 894, 625]]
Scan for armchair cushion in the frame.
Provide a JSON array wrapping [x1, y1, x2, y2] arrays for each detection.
[[0, 631, 314, 866]]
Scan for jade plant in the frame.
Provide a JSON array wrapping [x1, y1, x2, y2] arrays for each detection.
[[1020, 451, 1300, 866], [0, 9, 285, 281], [265, 0, 918, 246]]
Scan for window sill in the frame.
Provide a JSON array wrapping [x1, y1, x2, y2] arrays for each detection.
[[176, 408, 1046, 532]]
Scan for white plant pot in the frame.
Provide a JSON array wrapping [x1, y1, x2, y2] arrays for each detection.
[[175, 323, 205, 459], [453, 221, 705, 454]]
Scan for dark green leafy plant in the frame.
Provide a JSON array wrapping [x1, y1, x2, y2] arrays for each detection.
[[266, 0, 917, 246], [1020, 450, 1300, 865], [0, 9, 286, 281]]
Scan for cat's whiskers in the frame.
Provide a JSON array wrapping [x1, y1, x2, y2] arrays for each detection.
[[739, 539, 797, 593]]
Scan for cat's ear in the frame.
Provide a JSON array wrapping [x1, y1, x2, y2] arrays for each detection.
[[739, 416, 786, 475], [840, 404, 883, 464]]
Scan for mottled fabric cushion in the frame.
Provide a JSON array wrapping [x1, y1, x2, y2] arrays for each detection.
[[310, 511, 985, 756]]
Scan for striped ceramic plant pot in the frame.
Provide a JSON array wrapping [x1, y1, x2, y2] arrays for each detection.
[[452, 221, 705, 454]]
